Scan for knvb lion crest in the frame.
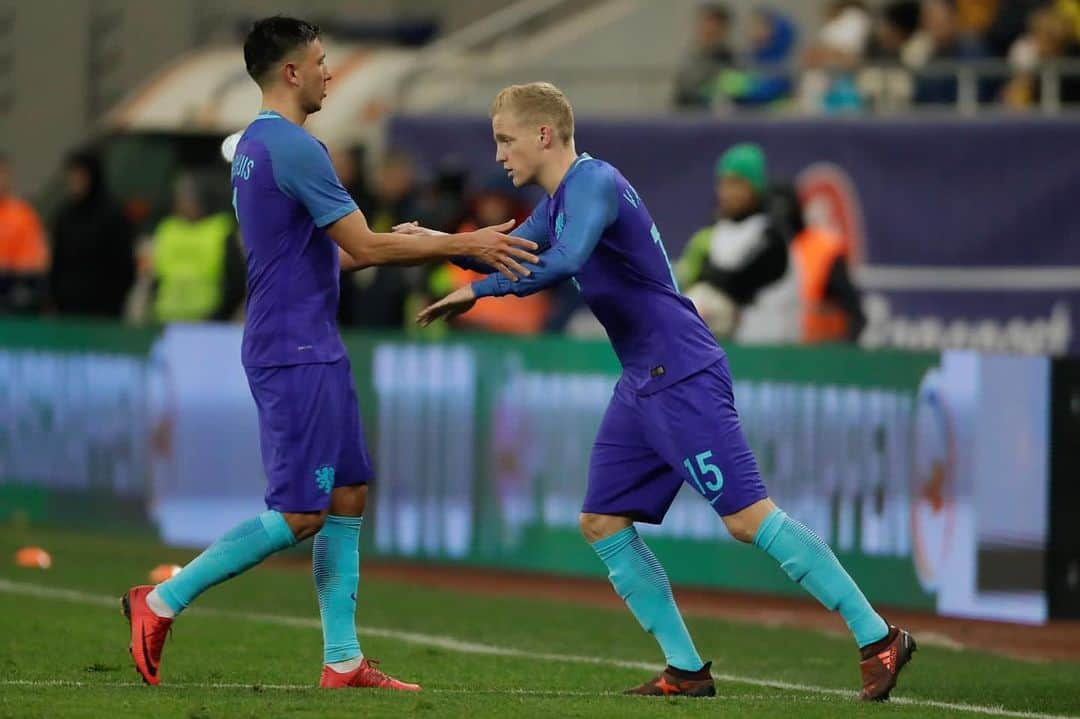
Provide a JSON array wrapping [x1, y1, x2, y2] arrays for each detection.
[[314, 465, 335, 494]]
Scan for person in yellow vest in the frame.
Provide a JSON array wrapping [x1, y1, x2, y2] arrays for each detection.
[[151, 172, 245, 322]]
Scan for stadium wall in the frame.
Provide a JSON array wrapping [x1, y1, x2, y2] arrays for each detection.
[[390, 116, 1080, 357]]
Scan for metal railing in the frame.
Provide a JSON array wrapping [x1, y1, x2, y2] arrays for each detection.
[[398, 56, 1080, 117]]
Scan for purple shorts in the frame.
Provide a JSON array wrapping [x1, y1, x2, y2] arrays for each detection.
[[245, 356, 373, 512], [583, 357, 767, 524]]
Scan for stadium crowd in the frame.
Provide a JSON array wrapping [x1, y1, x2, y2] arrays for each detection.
[[0, 139, 864, 346], [674, 0, 1080, 112], [2, 0, 1077, 343]]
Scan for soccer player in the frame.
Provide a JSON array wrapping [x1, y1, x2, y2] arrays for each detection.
[[411, 82, 915, 700], [121, 17, 538, 690]]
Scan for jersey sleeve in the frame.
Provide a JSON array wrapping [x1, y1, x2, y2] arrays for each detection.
[[472, 165, 616, 298], [269, 135, 358, 228], [510, 200, 553, 250], [452, 199, 552, 273]]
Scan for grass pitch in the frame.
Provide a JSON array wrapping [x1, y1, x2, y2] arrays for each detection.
[[1, 526, 1077, 719]]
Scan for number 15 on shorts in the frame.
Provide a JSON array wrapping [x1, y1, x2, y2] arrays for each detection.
[[683, 451, 724, 498]]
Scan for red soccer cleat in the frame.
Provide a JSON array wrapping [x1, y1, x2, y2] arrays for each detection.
[[319, 658, 422, 691], [623, 661, 716, 697], [859, 625, 917, 701], [121, 585, 173, 686]]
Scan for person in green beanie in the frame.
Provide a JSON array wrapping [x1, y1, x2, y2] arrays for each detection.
[[676, 143, 795, 342]]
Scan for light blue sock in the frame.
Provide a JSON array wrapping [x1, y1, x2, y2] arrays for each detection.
[[592, 526, 703, 672], [313, 515, 363, 664], [156, 510, 296, 615], [754, 508, 888, 648]]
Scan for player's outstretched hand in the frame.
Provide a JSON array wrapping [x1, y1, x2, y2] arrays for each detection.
[[392, 221, 442, 236], [417, 285, 478, 327], [466, 219, 540, 282]]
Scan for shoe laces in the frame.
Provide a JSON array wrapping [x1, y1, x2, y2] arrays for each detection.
[[361, 658, 397, 687]]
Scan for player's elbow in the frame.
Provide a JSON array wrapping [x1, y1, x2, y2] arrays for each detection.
[[339, 250, 365, 272], [344, 245, 377, 269]]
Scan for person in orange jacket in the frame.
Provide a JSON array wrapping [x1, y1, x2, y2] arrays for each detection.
[[0, 154, 49, 313], [770, 183, 865, 343]]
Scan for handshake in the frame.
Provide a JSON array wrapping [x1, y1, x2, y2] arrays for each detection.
[[392, 219, 538, 282], [391, 219, 540, 327]]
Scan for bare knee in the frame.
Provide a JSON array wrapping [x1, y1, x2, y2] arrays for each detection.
[[579, 513, 633, 544], [282, 510, 328, 542], [330, 484, 368, 517], [724, 516, 758, 544], [722, 498, 777, 544]]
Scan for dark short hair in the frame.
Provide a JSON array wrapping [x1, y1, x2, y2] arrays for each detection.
[[243, 16, 321, 86]]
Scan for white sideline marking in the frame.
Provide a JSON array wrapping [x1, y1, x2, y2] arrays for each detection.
[[0, 578, 1075, 719]]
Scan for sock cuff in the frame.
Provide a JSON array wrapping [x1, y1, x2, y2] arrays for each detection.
[[155, 582, 185, 614], [319, 514, 363, 538], [590, 525, 637, 561], [752, 508, 787, 550], [259, 510, 298, 548], [325, 514, 363, 528]]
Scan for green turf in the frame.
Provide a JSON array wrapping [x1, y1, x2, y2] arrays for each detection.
[[1, 526, 1077, 719]]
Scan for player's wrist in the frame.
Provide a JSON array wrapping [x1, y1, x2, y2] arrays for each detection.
[[448, 231, 475, 258]]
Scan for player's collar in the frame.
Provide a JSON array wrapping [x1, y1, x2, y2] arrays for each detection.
[[552, 153, 593, 196], [570, 153, 593, 172]]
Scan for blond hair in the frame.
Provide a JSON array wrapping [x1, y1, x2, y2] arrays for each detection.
[[490, 82, 574, 144]]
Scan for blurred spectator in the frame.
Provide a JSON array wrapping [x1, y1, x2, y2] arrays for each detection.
[[365, 151, 420, 232], [49, 150, 135, 318], [954, 0, 999, 37], [909, 0, 993, 105], [858, 1, 921, 110], [1003, 5, 1080, 108], [429, 172, 550, 335], [876, 0, 924, 61], [798, 1, 874, 113], [0, 154, 49, 313], [718, 9, 799, 107], [331, 144, 371, 326], [149, 172, 244, 323], [338, 151, 421, 328], [676, 143, 790, 340], [1060, 0, 1080, 42], [330, 144, 374, 216], [672, 2, 735, 109], [769, 184, 865, 342], [982, 0, 1044, 57], [414, 156, 469, 234]]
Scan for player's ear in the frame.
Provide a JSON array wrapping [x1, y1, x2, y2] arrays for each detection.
[[282, 61, 300, 87], [538, 125, 551, 149]]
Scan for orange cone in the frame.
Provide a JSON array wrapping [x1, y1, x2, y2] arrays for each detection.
[[149, 564, 182, 583], [14, 547, 52, 569]]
